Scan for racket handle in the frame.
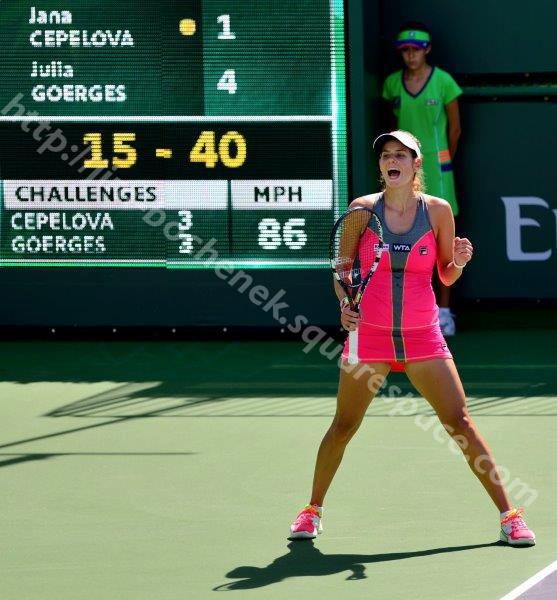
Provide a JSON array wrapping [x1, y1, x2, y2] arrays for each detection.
[[347, 329, 359, 365]]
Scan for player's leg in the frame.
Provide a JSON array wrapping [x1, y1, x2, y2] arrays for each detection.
[[310, 361, 390, 505], [405, 358, 511, 510], [405, 358, 535, 545], [289, 361, 390, 539]]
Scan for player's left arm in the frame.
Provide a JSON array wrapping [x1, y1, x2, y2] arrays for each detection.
[[431, 199, 473, 286], [446, 99, 461, 160]]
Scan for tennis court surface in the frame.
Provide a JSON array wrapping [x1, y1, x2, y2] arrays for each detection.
[[1, 329, 556, 599]]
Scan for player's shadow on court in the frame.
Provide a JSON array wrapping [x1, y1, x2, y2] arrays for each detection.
[[213, 540, 503, 590]]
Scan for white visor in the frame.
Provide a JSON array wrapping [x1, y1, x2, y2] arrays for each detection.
[[373, 130, 422, 159]]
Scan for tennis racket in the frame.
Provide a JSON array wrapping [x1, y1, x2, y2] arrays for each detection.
[[329, 207, 385, 364]]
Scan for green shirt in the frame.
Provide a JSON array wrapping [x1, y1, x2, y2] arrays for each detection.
[[382, 66, 462, 155], [382, 66, 463, 212]]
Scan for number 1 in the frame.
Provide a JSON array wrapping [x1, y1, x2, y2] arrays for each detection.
[[217, 15, 236, 40], [82, 133, 109, 169]]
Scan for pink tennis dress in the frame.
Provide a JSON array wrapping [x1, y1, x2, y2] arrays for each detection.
[[342, 194, 452, 371]]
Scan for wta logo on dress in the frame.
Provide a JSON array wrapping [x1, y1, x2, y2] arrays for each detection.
[[375, 243, 412, 252]]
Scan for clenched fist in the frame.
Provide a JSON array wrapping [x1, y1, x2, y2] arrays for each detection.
[[454, 236, 473, 267]]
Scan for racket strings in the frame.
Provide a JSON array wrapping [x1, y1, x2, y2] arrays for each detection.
[[332, 211, 382, 289]]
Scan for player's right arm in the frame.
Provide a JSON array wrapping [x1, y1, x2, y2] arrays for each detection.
[[429, 197, 473, 285]]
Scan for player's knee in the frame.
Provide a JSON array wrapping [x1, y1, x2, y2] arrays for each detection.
[[330, 419, 360, 444], [444, 413, 475, 437]]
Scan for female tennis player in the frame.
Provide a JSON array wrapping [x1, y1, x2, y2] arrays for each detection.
[[289, 130, 535, 546]]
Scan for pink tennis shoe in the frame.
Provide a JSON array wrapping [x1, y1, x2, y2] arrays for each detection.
[[289, 504, 323, 539], [500, 508, 536, 546]]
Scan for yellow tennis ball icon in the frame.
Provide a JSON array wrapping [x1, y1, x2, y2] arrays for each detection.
[[179, 19, 196, 36]]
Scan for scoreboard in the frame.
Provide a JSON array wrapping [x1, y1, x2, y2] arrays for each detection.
[[0, 0, 347, 268]]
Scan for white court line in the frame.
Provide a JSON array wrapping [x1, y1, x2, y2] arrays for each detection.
[[499, 560, 557, 600]]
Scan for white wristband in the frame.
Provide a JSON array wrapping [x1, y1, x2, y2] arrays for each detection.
[[453, 260, 466, 269]]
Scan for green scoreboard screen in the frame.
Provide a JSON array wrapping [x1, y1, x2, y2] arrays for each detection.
[[0, 1, 347, 268]]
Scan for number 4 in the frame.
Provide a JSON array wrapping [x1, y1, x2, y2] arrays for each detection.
[[217, 69, 237, 94], [190, 131, 219, 168]]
